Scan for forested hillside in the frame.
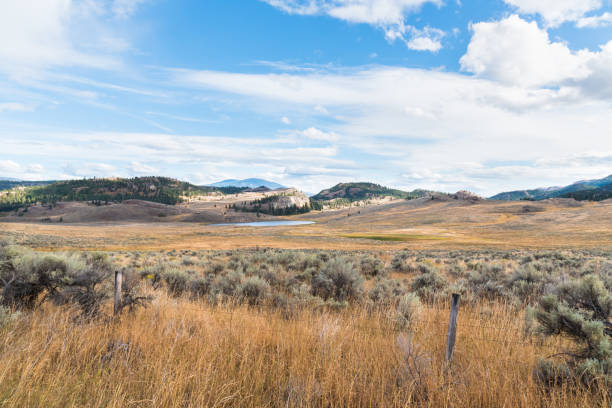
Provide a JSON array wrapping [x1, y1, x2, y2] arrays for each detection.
[[0, 177, 245, 212]]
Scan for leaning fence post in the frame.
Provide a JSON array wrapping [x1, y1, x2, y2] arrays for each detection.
[[114, 270, 123, 316], [445, 293, 460, 364]]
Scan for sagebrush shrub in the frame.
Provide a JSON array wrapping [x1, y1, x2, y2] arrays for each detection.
[[535, 275, 611, 386], [312, 258, 363, 301], [359, 255, 386, 278], [395, 293, 422, 330], [410, 271, 447, 301], [368, 278, 406, 306], [238, 276, 271, 305]]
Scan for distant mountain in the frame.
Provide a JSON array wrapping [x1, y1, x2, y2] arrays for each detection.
[[0, 179, 56, 191], [560, 182, 612, 201], [208, 178, 286, 189], [490, 174, 612, 201], [311, 182, 430, 202]]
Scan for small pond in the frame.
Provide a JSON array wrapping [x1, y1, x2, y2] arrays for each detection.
[[209, 220, 315, 227]]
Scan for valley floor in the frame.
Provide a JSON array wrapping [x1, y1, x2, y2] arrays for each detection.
[[1, 197, 611, 251]]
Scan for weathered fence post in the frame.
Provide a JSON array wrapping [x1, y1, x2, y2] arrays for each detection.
[[114, 270, 123, 316], [445, 293, 460, 364]]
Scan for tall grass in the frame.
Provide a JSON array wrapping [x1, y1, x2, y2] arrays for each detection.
[[0, 292, 607, 407]]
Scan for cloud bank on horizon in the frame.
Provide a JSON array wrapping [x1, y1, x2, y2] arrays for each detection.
[[0, 0, 611, 196]]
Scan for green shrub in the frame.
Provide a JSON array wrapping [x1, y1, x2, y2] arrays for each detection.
[[312, 258, 363, 301], [534, 275, 611, 386], [359, 255, 386, 278], [395, 293, 422, 330], [189, 274, 214, 298], [411, 271, 447, 301], [212, 271, 244, 297], [390, 251, 410, 272], [238, 276, 271, 305], [368, 278, 406, 306], [51, 252, 113, 318], [162, 269, 190, 297]]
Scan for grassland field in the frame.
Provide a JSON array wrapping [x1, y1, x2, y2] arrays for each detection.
[[0, 196, 610, 407]]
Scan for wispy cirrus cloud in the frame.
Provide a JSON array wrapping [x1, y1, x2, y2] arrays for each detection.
[[261, 0, 446, 51], [577, 12, 612, 28], [504, 0, 602, 27]]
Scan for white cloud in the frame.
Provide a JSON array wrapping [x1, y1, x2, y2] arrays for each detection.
[[405, 35, 441, 52], [0, 160, 22, 174], [2, 130, 349, 192], [0, 161, 47, 180], [460, 15, 612, 99], [0, 0, 131, 78], [300, 127, 340, 141], [460, 15, 591, 88], [281, 116, 291, 124], [315, 105, 329, 114], [261, 0, 445, 52], [128, 161, 158, 175], [504, 0, 602, 27], [404, 106, 435, 119], [112, 0, 149, 19], [0, 103, 33, 113], [404, 26, 445, 52], [263, 0, 441, 23], [576, 12, 612, 28], [168, 63, 612, 195], [27, 164, 45, 173]]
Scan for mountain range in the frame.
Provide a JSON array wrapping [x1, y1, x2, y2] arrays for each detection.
[[207, 178, 286, 189], [489, 174, 612, 201], [3, 174, 611, 207]]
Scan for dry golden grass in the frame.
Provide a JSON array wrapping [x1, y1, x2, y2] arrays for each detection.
[[0, 292, 608, 407], [1, 198, 611, 252]]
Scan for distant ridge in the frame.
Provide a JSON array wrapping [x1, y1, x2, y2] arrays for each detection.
[[0, 176, 244, 212], [208, 178, 285, 189], [311, 182, 431, 202], [490, 174, 612, 201], [0, 179, 56, 191]]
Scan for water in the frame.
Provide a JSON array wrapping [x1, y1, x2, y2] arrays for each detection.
[[209, 220, 315, 227]]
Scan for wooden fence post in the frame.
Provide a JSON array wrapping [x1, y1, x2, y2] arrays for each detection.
[[114, 270, 123, 316], [445, 293, 460, 364]]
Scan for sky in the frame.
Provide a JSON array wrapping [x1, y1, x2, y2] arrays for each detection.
[[1, 0, 612, 196]]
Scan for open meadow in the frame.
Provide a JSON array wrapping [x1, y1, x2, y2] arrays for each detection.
[[0, 197, 610, 407], [1, 197, 611, 251]]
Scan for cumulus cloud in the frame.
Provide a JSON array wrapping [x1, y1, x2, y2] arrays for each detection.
[[460, 15, 591, 88], [504, 0, 602, 27], [261, 0, 445, 51], [460, 14, 612, 101], [300, 127, 340, 141]]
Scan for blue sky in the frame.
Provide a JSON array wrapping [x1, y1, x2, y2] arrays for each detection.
[[1, 0, 612, 195]]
